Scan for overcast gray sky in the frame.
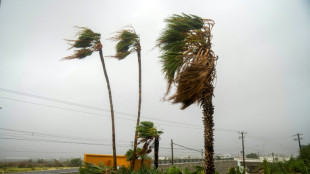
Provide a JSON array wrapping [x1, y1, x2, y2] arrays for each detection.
[[0, 0, 310, 160]]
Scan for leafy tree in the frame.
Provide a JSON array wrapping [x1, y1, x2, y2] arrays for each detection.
[[64, 27, 117, 169], [137, 121, 163, 169], [246, 153, 259, 159], [157, 13, 217, 174], [112, 26, 142, 170]]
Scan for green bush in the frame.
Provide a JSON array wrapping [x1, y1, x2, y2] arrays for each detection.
[[70, 158, 82, 167]]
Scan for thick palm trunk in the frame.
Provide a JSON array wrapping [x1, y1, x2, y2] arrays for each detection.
[[131, 49, 142, 170], [202, 88, 215, 174], [99, 49, 117, 170], [154, 136, 159, 169]]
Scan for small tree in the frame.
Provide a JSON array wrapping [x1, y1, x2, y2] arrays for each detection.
[[136, 121, 163, 169]]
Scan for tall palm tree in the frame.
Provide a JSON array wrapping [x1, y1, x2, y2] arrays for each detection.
[[112, 26, 142, 170], [136, 121, 163, 169], [64, 27, 117, 170], [157, 14, 218, 174]]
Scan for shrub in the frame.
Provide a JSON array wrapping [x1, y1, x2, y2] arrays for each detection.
[[70, 158, 82, 167]]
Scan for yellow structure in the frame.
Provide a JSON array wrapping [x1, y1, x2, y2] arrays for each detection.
[[84, 154, 151, 171]]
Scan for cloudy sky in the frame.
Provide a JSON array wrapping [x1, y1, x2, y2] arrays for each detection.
[[0, 0, 309, 160]]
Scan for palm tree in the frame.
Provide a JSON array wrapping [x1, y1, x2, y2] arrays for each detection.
[[156, 14, 217, 174], [112, 26, 142, 170], [64, 27, 117, 170], [136, 121, 163, 169]]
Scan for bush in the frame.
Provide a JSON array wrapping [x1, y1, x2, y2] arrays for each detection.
[[18, 161, 33, 168], [70, 158, 82, 167]]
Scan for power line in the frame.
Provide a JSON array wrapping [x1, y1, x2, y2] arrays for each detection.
[[0, 96, 199, 129], [0, 136, 131, 147], [0, 96, 240, 132], [0, 133, 134, 147], [0, 88, 201, 127], [0, 88, 112, 113], [247, 133, 296, 149], [0, 149, 75, 154], [0, 127, 131, 143], [0, 88, 240, 132], [172, 142, 201, 153]]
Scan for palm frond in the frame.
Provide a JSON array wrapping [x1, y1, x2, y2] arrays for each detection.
[[157, 13, 217, 109], [63, 49, 93, 60], [63, 27, 101, 60], [136, 121, 163, 155], [111, 27, 140, 60]]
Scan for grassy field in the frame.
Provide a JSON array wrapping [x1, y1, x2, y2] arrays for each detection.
[[0, 167, 74, 173]]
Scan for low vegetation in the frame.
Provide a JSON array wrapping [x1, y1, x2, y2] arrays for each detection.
[[79, 162, 213, 174], [0, 158, 82, 173]]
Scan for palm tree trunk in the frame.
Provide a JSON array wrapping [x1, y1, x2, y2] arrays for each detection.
[[202, 88, 215, 174], [131, 49, 142, 170], [99, 49, 117, 170], [141, 157, 144, 168], [154, 136, 159, 169]]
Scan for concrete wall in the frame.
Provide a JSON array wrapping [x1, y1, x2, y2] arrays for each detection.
[[158, 161, 238, 174]]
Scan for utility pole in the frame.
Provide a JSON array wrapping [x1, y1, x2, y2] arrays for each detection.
[[201, 149, 203, 159], [171, 139, 174, 165], [294, 133, 303, 152], [239, 131, 247, 171], [272, 152, 274, 163]]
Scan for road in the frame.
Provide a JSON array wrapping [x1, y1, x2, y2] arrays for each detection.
[[8, 168, 79, 174]]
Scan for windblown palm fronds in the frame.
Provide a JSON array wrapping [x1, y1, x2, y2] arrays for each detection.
[[157, 13, 217, 109], [112, 27, 140, 60], [125, 148, 142, 161], [64, 27, 101, 60], [136, 121, 163, 157]]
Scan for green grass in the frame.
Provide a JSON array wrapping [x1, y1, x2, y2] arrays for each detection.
[[0, 167, 75, 173]]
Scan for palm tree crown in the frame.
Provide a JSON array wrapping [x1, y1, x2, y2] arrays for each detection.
[[137, 121, 163, 140], [112, 27, 140, 59], [64, 27, 102, 60], [157, 13, 217, 109]]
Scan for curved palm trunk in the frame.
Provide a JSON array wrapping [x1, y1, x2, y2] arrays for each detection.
[[99, 49, 117, 170], [202, 88, 215, 174], [131, 48, 142, 170], [154, 136, 159, 169]]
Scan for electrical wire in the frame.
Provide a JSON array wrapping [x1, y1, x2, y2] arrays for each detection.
[[0, 88, 240, 132], [0, 127, 131, 143]]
